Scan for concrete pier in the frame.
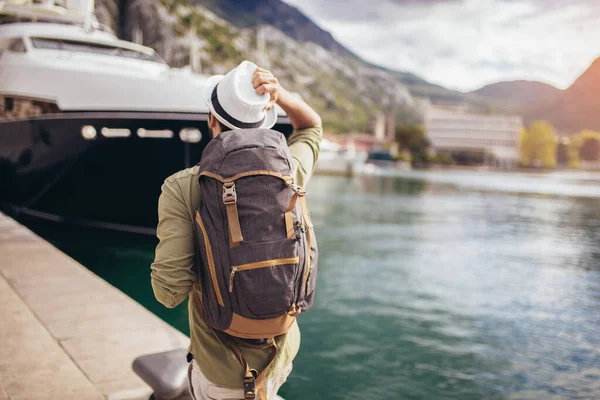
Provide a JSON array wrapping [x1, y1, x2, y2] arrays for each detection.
[[0, 212, 189, 399]]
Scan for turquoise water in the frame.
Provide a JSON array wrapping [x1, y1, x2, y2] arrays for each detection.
[[24, 171, 600, 399]]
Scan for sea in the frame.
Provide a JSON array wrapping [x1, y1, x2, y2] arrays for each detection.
[[23, 170, 600, 400]]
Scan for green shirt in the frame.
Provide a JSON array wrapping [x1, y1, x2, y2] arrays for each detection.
[[150, 126, 322, 388]]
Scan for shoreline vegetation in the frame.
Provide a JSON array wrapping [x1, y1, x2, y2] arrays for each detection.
[[374, 120, 600, 171]]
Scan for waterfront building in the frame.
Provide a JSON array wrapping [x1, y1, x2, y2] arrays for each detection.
[[369, 111, 386, 141], [386, 111, 396, 142], [425, 105, 522, 168]]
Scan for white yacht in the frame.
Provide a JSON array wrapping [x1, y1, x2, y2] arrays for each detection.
[[0, 0, 291, 232], [314, 138, 368, 177]]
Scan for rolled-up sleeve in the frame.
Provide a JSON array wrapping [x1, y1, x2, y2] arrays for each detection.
[[151, 179, 196, 308], [287, 126, 323, 188]]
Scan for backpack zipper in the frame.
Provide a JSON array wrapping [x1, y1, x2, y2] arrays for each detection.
[[228, 257, 300, 292], [195, 211, 224, 307]]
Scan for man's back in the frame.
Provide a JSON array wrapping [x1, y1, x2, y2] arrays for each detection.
[[151, 125, 322, 389], [151, 61, 322, 399]]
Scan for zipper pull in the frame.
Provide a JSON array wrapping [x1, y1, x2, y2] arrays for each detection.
[[229, 268, 237, 292], [294, 221, 304, 241]]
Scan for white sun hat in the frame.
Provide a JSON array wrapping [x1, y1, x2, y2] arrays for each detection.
[[201, 60, 278, 130]]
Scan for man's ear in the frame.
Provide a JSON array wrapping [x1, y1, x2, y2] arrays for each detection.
[[208, 113, 222, 138]]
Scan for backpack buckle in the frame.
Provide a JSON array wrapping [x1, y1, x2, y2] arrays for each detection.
[[223, 182, 237, 204], [287, 183, 305, 196], [288, 303, 301, 317], [243, 371, 257, 399]]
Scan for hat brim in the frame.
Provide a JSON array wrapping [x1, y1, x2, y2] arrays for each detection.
[[201, 75, 278, 131]]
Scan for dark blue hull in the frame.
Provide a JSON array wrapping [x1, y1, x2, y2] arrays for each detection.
[[0, 112, 292, 232]]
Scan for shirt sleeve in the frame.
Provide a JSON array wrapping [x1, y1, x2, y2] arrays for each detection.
[[150, 179, 196, 308], [287, 125, 323, 188]]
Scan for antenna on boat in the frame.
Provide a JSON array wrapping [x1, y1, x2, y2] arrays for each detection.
[[83, 0, 94, 31], [189, 22, 202, 73], [256, 26, 270, 69]]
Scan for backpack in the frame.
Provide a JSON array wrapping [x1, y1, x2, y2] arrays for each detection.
[[193, 128, 318, 340]]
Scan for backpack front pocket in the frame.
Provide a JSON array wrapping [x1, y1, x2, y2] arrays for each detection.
[[229, 238, 299, 318]]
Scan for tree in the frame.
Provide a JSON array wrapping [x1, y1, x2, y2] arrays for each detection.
[[519, 127, 530, 166], [567, 140, 580, 168], [431, 152, 455, 165], [556, 142, 569, 165], [395, 124, 430, 166], [520, 121, 557, 168], [578, 130, 600, 161]]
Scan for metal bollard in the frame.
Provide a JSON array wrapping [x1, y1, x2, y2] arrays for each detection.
[[132, 349, 191, 400]]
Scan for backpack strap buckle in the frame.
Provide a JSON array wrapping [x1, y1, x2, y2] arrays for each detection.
[[243, 371, 257, 399], [284, 183, 306, 241], [222, 182, 243, 246], [222, 182, 237, 204], [287, 182, 305, 197]]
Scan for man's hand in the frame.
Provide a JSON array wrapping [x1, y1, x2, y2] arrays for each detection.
[[253, 66, 321, 130], [253, 67, 279, 111]]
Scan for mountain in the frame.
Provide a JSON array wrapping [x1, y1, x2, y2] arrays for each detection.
[[470, 80, 562, 111], [189, 0, 475, 104], [191, 0, 474, 104], [189, 0, 357, 59], [96, 0, 534, 131], [526, 58, 600, 133], [95, 0, 419, 132]]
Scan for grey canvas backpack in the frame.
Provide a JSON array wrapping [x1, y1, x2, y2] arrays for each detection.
[[193, 128, 318, 340]]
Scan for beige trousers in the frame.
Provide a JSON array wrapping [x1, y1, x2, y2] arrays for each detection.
[[187, 359, 292, 400]]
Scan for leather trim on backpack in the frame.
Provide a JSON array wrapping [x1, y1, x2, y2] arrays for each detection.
[[231, 257, 299, 271], [224, 311, 297, 339], [299, 196, 313, 296], [195, 211, 224, 307], [200, 170, 293, 185], [229, 257, 300, 292]]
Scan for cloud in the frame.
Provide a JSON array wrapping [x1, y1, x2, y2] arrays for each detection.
[[283, 0, 600, 91]]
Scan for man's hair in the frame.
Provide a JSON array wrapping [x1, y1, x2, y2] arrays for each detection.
[[211, 113, 232, 133], [218, 120, 232, 133]]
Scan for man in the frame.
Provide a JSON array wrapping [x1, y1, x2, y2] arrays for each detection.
[[150, 61, 322, 400]]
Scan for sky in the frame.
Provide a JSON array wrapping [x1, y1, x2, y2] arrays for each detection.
[[282, 0, 600, 92]]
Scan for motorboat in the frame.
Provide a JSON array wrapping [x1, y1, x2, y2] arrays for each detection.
[[314, 137, 367, 177], [352, 149, 411, 177], [0, 0, 291, 233]]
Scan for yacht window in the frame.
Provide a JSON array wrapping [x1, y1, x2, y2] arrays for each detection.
[[30, 37, 165, 63]]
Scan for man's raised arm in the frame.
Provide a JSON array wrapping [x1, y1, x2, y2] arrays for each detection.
[[253, 67, 322, 130], [253, 68, 323, 187]]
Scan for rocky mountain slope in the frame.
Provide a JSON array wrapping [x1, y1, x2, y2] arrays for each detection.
[[471, 80, 562, 111], [190, 0, 356, 59], [525, 58, 600, 133], [95, 0, 417, 132]]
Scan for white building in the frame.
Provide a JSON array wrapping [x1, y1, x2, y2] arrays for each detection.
[[369, 111, 386, 141], [425, 106, 522, 168]]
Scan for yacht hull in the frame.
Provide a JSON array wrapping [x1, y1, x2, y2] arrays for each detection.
[[0, 112, 292, 232]]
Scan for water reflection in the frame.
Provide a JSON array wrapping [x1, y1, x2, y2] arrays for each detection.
[[292, 174, 600, 399]]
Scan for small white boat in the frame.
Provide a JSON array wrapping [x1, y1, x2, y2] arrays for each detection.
[[314, 138, 368, 176]]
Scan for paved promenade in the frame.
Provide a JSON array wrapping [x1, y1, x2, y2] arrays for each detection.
[[0, 212, 189, 399]]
